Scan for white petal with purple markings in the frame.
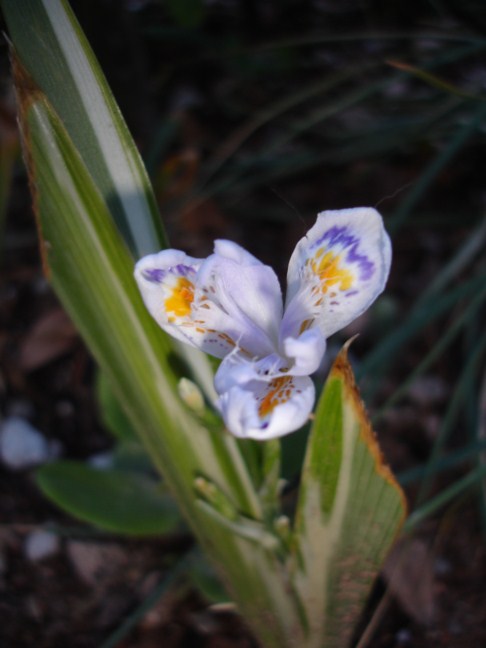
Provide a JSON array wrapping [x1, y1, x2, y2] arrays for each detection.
[[284, 208, 391, 339], [218, 375, 315, 440]]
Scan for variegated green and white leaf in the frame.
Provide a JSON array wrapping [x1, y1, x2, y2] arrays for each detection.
[[1, 0, 217, 404], [2, 0, 164, 256], [13, 61, 304, 648], [292, 343, 407, 648]]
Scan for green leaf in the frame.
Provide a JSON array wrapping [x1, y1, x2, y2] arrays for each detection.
[[12, 66, 302, 648], [13, 61, 259, 520], [112, 441, 155, 475], [1, 0, 166, 257], [292, 343, 407, 648], [187, 550, 229, 604], [96, 370, 138, 443], [1, 0, 217, 401], [37, 461, 180, 536]]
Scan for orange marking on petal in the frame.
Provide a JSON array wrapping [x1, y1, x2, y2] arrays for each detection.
[[218, 332, 236, 347], [258, 376, 294, 418], [165, 277, 194, 318], [299, 318, 314, 334], [311, 250, 354, 294]]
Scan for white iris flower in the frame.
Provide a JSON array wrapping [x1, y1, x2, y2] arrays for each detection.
[[134, 208, 391, 440]]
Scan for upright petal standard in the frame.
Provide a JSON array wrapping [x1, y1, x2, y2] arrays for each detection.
[[135, 208, 391, 440]]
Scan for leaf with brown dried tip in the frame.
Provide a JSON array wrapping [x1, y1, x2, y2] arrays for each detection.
[[292, 341, 407, 648]]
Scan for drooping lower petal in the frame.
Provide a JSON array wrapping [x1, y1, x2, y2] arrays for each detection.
[[218, 374, 315, 440], [283, 208, 391, 339]]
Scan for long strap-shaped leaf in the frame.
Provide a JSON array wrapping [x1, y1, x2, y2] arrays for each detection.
[[292, 344, 407, 648], [2, 0, 165, 257], [1, 0, 216, 433], [13, 56, 304, 647]]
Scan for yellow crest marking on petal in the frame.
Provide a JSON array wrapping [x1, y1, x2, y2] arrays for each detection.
[[310, 249, 354, 294], [258, 376, 294, 418], [165, 277, 195, 318]]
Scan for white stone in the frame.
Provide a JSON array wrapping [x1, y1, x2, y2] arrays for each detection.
[[0, 417, 50, 469], [24, 530, 60, 562], [87, 451, 113, 470]]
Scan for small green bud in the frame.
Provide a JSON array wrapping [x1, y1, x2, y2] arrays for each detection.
[[178, 378, 205, 413], [194, 476, 238, 521]]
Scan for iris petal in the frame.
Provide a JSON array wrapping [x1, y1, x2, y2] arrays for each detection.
[[214, 352, 289, 394], [218, 374, 315, 439], [281, 328, 326, 376], [135, 241, 284, 360], [283, 208, 391, 339], [134, 249, 206, 348], [197, 240, 283, 356]]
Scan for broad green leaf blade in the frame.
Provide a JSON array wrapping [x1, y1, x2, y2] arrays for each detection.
[[1, 0, 166, 257], [37, 461, 181, 536], [292, 343, 407, 648], [96, 370, 138, 443], [14, 65, 304, 648]]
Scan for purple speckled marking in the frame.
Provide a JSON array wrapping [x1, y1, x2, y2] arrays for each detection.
[[315, 225, 354, 249], [314, 226, 374, 281], [143, 268, 166, 283], [143, 264, 195, 284], [174, 263, 196, 277], [345, 290, 359, 297]]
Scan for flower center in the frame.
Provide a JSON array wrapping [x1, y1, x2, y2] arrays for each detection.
[[165, 277, 194, 319], [258, 376, 294, 418], [311, 249, 354, 293]]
